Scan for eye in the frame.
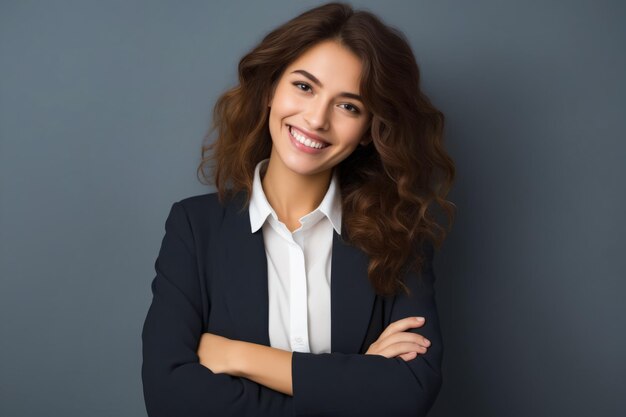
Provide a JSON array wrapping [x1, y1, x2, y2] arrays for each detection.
[[293, 81, 361, 114], [293, 82, 312, 92], [341, 103, 361, 114]]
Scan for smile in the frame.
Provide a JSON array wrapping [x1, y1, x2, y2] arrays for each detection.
[[288, 125, 330, 150]]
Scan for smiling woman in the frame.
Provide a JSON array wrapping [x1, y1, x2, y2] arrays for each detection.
[[142, 2, 456, 417], [264, 40, 373, 200]]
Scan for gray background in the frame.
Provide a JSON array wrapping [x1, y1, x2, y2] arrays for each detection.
[[1, 1, 624, 416]]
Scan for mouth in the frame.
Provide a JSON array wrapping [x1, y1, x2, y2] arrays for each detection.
[[287, 125, 331, 149]]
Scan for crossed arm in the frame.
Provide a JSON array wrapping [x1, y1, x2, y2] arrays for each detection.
[[196, 333, 294, 395], [142, 202, 443, 417], [195, 318, 432, 397]]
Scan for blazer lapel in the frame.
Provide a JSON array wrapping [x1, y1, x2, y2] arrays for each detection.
[[220, 190, 377, 354], [219, 191, 271, 346], [329, 228, 378, 353]]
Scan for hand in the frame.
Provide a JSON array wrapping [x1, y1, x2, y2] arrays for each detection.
[[365, 316, 431, 361], [196, 332, 237, 375]]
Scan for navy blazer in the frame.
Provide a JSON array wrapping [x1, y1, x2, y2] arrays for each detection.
[[141, 190, 443, 417]]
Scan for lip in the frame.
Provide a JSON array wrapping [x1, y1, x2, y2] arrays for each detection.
[[288, 125, 330, 154], [288, 124, 330, 145]]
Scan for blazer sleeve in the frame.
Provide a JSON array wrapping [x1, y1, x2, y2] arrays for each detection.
[[141, 202, 294, 417], [291, 241, 443, 417]]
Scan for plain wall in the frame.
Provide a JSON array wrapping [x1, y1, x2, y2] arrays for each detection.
[[1, 1, 624, 416]]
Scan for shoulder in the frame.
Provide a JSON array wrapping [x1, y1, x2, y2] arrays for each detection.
[[160, 192, 227, 253], [169, 191, 223, 229], [172, 189, 247, 229], [176, 191, 222, 215]]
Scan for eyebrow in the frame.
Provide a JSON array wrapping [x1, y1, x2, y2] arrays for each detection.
[[290, 69, 364, 102]]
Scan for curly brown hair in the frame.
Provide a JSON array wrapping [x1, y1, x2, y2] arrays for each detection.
[[197, 2, 456, 297]]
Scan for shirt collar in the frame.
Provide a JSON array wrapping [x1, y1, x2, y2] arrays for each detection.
[[249, 158, 342, 235]]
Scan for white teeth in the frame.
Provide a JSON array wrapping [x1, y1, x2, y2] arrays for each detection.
[[290, 126, 327, 149]]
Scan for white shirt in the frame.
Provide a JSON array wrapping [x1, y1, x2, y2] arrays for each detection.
[[248, 158, 342, 354]]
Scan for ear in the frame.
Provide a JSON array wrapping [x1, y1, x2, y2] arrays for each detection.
[[360, 132, 372, 146], [360, 121, 373, 146]]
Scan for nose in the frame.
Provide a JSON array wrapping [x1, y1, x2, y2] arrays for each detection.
[[303, 97, 330, 131]]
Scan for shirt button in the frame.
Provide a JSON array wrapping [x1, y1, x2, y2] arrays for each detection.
[[295, 337, 302, 343]]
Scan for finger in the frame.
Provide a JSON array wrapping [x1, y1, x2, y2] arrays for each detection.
[[404, 332, 431, 348], [398, 341, 427, 354], [399, 333, 431, 348], [381, 342, 427, 359], [380, 316, 425, 339], [380, 332, 431, 352]]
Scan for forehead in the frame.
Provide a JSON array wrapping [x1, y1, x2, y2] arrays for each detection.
[[284, 40, 364, 88]]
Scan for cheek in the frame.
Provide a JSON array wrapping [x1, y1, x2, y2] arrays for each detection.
[[272, 87, 302, 113], [279, 98, 302, 115], [339, 124, 368, 146]]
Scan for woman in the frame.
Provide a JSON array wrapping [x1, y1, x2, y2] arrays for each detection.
[[141, 2, 456, 416]]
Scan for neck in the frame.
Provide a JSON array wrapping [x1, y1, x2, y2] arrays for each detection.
[[261, 155, 332, 226]]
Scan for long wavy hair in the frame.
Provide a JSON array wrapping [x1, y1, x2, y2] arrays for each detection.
[[197, 2, 456, 297]]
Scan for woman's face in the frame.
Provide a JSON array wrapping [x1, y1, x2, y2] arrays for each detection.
[[267, 40, 372, 177]]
